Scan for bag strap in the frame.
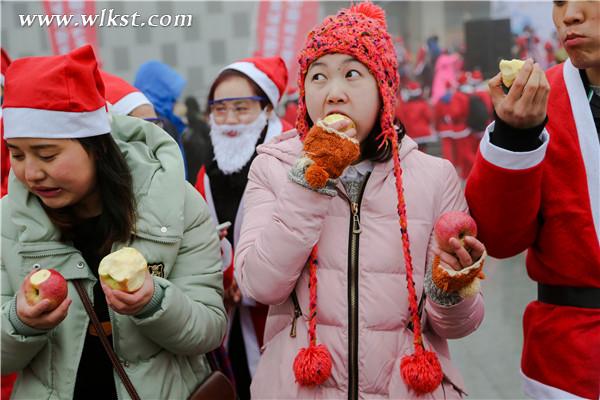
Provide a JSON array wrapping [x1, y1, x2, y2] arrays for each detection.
[[73, 280, 141, 400]]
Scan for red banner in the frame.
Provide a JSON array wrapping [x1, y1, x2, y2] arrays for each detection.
[[254, 1, 320, 91], [42, 0, 99, 58]]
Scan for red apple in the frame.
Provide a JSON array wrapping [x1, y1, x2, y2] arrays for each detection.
[[434, 211, 478, 253], [24, 269, 68, 310]]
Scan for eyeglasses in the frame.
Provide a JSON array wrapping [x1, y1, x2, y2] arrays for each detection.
[[209, 96, 265, 121], [143, 117, 164, 129]]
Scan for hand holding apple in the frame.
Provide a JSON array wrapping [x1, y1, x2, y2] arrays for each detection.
[[488, 58, 550, 129], [17, 269, 72, 330], [432, 211, 487, 298], [434, 210, 483, 269], [101, 270, 155, 316], [437, 236, 485, 271], [99, 247, 147, 293], [24, 268, 68, 308]]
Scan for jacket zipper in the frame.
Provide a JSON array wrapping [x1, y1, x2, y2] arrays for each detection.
[[338, 173, 370, 400]]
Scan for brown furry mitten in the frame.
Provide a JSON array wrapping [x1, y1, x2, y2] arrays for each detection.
[[302, 114, 361, 189]]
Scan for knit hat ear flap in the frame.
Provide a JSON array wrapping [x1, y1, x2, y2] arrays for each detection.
[[390, 135, 444, 394], [293, 246, 333, 386]]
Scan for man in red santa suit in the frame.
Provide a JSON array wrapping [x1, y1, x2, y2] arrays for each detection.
[[195, 56, 292, 400], [434, 81, 460, 167], [466, 1, 599, 398], [449, 71, 475, 179], [396, 80, 435, 151], [470, 70, 493, 119]]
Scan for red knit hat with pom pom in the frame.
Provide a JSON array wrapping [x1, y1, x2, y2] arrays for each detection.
[[293, 2, 443, 395]]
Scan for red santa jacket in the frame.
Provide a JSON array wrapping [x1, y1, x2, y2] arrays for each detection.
[[399, 99, 434, 143], [433, 97, 455, 136], [448, 90, 470, 137], [474, 87, 493, 126], [466, 60, 600, 399]]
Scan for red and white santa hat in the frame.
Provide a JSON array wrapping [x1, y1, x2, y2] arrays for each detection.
[[221, 56, 289, 142], [1, 48, 11, 87], [101, 70, 151, 116], [405, 80, 423, 97], [469, 70, 484, 84], [3, 45, 110, 139], [222, 56, 288, 109]]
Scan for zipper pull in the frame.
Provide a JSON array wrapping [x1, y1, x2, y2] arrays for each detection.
[[351, 202, 361, 234], [290, 308, 302, 338]]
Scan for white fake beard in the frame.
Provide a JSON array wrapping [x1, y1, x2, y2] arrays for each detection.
[[209, 111, 268, 175]]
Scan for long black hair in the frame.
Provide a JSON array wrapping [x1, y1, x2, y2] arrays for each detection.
[[43, 134, 136, 253], [360, 118, 407, 163]]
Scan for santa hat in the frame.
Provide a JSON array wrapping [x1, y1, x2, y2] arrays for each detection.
[[3, 45, 110, 139], [458, 71, 474, 93], [221, 56, 288, 142], [101, 70, 151, 116], [1, 48, 11, 86], [294, 2, 443, 395], [469, 70, 483, 84], [405, 81, 423, 98], [222, 56, 288, 109]]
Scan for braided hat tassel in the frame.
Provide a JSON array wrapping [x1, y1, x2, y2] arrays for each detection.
[[293, 246, 333, 386], [390, 136, 443, 394]]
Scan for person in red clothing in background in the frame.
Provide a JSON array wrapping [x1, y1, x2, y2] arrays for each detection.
[[450, 71, 494, 180], [448, 72, 472, 179], [282, 87, 299, 129], [434, 82, 459, 167], [396, 80, 435, 152], [466, 1, 599, 398], [470, 70, 493, 120], [195, 56, 292, 400]]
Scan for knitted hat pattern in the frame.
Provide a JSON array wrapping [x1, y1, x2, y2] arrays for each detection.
[[296, 2, 398, 145], [293, 2, 443, 395]]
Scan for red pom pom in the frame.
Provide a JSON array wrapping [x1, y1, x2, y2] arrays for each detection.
[[350, 2, 387, 27], [400, 350, 443, 395], [293, 344, 333, 386]]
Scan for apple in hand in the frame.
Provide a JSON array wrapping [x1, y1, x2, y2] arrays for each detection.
[[24, 268, 68, 310], [99, 247, 147, 293], [434, 211, 478, 253], [499, 59, 525, 88]]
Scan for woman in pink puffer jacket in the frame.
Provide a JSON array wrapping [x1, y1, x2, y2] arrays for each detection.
[[235, 4, 486, 399]]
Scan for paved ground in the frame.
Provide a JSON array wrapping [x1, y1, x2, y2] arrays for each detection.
[[449, 252, 536, 399]]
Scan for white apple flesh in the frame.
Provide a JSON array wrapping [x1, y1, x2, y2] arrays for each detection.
[[24, 269, 68, 310], [99, 247, 147, 293]]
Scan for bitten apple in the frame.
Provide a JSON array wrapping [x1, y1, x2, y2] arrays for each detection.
[[322, 113, 356, 132], [499, 59, 525, 88], [434, 211, 478, 253], [24, 269, 68, 310], [99, 247, 147, 293]]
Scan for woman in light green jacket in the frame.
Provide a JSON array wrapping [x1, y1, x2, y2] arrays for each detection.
[[1, 46, 227, 399]]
